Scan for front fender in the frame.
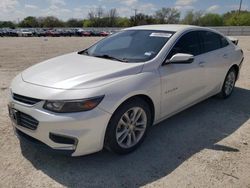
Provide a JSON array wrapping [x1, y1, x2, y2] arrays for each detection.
[[98, 70, 162, 123]]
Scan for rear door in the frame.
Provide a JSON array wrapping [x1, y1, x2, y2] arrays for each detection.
[[199, 31, 232, 95]]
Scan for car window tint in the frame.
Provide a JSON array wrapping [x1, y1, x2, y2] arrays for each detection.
[[220, 36, 229, 48], [167, 31, 201, 59], [200, 31, 221, 53]]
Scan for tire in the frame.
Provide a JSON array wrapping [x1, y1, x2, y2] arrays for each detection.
[[218, 68, 237, 99], [104, 98, 152, 154]]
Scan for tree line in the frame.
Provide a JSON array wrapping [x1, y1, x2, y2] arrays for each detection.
[[1, 7, 250, 28]]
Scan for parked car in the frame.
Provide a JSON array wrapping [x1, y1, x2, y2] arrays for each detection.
[[35, 29, 47, 37], [8, 25, 244, 156], [45, 29, 60, 37], [20, 28, 49, 37], [75, 28, 83, 36], [56, 29, 72, 37], [10, 29, 19, 37], [82, 30, 92, 37], [100, 31, 109, 37], [3, 29, 18, 37], [0, 29, 3, 37], [18, 29, 33, 37], [89, 30, 101, 36]]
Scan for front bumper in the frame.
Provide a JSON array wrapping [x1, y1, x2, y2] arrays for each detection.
[[15, 128, 75, 156], [9, 97, 111, 157]]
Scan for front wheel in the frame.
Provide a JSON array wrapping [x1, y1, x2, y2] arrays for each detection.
[[219, 68, 237, 98], [104, 98, 152, 154]]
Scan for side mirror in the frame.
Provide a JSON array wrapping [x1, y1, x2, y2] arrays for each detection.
[[164, 53, 194, 65]]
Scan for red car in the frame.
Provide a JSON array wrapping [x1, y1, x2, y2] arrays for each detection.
[[82, 31, 91, 37], [100, 31, 109, 37], [45, 29, 60, 37]]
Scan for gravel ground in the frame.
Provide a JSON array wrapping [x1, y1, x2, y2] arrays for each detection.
[[0, 37, 249, 188]]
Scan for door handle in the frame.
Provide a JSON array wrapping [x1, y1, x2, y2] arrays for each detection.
[[199, 61, 206, 67]]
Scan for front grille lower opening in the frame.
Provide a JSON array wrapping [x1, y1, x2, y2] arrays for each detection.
[[19, 112, 39, 130], [49, 133, 76, 145]]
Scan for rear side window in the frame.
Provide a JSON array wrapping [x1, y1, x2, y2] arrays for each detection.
[[200, 31, 222, 53], [220, 36, 229, 48], [167, 31, 201, 59]]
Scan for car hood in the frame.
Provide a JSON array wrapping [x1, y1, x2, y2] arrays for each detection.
[[21, 52, 143, 89]]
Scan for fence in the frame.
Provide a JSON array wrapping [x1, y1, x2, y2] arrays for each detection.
[[210, 26, 250, 36]]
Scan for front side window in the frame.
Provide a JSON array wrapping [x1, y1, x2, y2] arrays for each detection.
[[167, 31, 201, 59], [81, 30, 175, 63]]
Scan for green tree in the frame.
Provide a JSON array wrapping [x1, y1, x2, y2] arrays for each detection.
[[66, 19, 83, 27], [182, 10, 203, 25], [154, 8, 180, 24], [0, 21, 16, 28], [83, 19, 92, 27], [223, 10, 250, 26], [117, 17, 130, 27], [19, 16, 39, 28], [40, 16, 64, 28], [200, 13, 223, 26], [130, 13, 156, 26]]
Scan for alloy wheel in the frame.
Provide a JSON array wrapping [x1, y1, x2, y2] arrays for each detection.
[[115, 107, 147, 149], [224, 71, 236, 96]]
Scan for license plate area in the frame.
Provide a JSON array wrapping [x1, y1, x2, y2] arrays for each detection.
[[8, 105, 20, 125]]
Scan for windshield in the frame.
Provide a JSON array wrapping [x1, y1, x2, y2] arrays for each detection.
[[80, 30, 174, 63]]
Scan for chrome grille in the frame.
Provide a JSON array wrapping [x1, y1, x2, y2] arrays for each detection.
[[19, 112, 39, 130], [13, 93, 42, 105]]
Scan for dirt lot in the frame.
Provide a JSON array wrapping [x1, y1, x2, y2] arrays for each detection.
[[0, 37, 250, 188]]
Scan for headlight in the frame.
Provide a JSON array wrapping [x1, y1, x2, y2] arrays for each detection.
[[43, 95, 104, 113]]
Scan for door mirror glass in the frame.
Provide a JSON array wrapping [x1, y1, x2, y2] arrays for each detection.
[[164, 53, 194, 65]]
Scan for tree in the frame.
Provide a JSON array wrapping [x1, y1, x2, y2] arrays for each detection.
[[0, 21, 16, 28], [154, 8, 180, 24], [40, 16, 64, 28], [182, 10, 203, 25], [66, 19, 83, 27], [18, 16, 39, 28], [3, 8, 250, 28], [223, 10, 250, 26], [83, 19, 92, 27], [97, 7, 104, 18], [200, 13, 223, 26], [85, 7, 119, 27], [108, 8, 118, 27], [235, 12, 250, 25], [117, 17, 130, 27], [87, 7, 105, 27], [130, 13, 156, 26]]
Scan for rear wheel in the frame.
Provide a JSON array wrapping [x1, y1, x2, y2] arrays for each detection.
[[104, 98, 152, 154], [219, 68, 237, 98]]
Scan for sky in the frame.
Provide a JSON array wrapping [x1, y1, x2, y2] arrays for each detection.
[[0, 0, 249, 21]]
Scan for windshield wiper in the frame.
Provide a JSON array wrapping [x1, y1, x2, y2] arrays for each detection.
[[94, 54, 128, 62]]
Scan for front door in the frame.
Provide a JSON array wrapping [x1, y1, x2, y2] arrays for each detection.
[[159, 31, 207, 118]]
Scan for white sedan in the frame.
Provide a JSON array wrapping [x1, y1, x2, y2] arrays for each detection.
[[8, 25, 244, 156]]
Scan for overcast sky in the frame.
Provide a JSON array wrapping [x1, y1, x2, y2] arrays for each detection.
[[0, 0, 249, 21]]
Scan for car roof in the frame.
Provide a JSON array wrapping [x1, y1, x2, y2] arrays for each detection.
[[125, 24, 202, 32]]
